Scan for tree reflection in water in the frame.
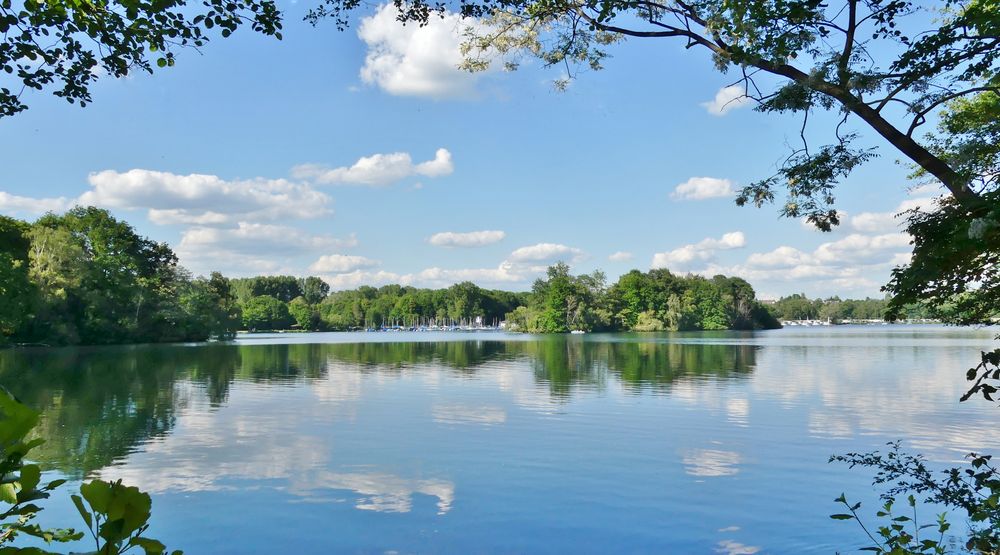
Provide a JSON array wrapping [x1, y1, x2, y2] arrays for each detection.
[[0, 335, 758, 478]]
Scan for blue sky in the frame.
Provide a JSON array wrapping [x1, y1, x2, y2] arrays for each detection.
[[0, 2, 943, 298]]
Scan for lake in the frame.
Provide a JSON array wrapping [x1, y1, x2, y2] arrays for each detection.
[[3, 326, 998, 553]]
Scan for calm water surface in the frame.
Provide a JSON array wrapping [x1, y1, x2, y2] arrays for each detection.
[[2, 326, 998, 553]]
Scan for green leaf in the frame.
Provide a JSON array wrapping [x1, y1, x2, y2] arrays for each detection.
[[71, 494, 92, 529], [0, 391, 40, 447], [80, 480, 112, 513], [19, 464, 40, 492], [134, 537, 167, 554], [830, 513, 855, 520], [0, 482, 18, 503]]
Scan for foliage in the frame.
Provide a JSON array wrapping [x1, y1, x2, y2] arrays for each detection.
[[887, 192, 1000, 327], [511, 265, 778, 333], [71, 480, 179, 555], [0, 0, 282, 117], [831, 442, 1000, 553], [299, 277, 330, 306], [287, 297, 322, 331], [764, 293, 921, 322], [0, 388, 78, 548], [0, 217, 33, 342], [0, 388, 179, 554], [1, 209, 239, 345], [885, 187, 1000, 402], [831, 492, 951, 554], [518, 263, 610, 333], [316, 281, 527, 330], [230, 276, 306, 304], [223, 265, 779, 335], [240, 295, 292, 331]]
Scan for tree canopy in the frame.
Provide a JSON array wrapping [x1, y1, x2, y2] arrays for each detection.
[[0, 0, 283, 116], [0, 207, 239, 344], [506, 263, 780, 333]]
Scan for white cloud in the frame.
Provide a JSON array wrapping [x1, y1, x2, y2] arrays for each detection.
[[309, 254, 380, 273], [357, 4, 494, 99], [745, 246, 811, 269], [849, 196, 937, 234], [320, 270, 404, 290], [848, 211, 899, 233], [671, 177, 736, 201], [652, 245, 704, 270], [408, 264, 524, 287], [701, 230, 915, 297], [319, 242, 585, 290], [897, 196, 937, 213], [176, 223, 357, 276], [0, 191, 75, 217], [79, 169, 332, 225], [813, 233, 910, 265], [908, 183, 943, 196], [651, 232, 746, 271], [429, 230, 505, 248], [414, 149, 455, 177], [148, 210, 232, 226], [507, 242, 585, 266], [324, 264, 525, 291], [698, 232, 746, 250], [291, 148, 453, 187], [742, 233, 908, 273], [179, 223, 354, 256], [701, 85, 751, 116], [608, 251, 633, 262]]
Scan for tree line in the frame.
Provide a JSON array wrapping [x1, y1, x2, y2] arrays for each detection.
[[3, 207, 946, 346], [765, 294, 934, 322], [230, 276, 529, 332], [232, 264, 782, 334]]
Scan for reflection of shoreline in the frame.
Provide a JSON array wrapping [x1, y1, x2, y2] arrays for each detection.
[[3, 328, 996, 481], [3, 328, 999, 555]]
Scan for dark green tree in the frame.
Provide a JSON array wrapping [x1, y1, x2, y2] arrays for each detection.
[[0, 217, 33, 342], [299, 276, 330, 305], [288, 296, 322, 330]]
